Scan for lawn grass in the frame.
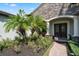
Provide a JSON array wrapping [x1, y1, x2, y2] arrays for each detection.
[[43, 43, 53, 56]]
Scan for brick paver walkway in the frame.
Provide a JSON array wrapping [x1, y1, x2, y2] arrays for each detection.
[[49, 42, 67, 56]]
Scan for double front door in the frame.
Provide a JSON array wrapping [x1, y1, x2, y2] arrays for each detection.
[[54, 23, 67, 38]]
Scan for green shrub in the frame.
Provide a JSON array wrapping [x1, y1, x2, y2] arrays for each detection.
[[0, 38, 21, 52], [28, 41, 37, 49], [69, 41, 79, 56], [35, 35, 52, 48], [13, 44, 21, 54], [5, 38, 21, 54], [0, 41, 5, 51], [28, 34, 53, 55], [0, 38, 14, 51], [3, 39, 14, 48], [30, 31, 39, 41], [14, 36, 22, 44]]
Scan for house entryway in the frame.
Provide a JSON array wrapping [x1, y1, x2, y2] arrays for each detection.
[[46, 15, 75, 42], [54, 23, 67, 39], [54, 23, 68, 42]]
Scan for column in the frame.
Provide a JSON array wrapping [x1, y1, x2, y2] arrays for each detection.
[[46, 21, 50, 35], [74, 16, 79, 37]]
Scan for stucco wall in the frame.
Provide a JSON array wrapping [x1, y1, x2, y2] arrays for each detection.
[[0, 15, 8, 22], [0, 15, 18, 40], [78, 17, 79, 36], [70, 19, 74, 35]]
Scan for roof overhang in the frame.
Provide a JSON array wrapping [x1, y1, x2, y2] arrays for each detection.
[[45, 15, 74, 22], [0, 10, 14, 17]]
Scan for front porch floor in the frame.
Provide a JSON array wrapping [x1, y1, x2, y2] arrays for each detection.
[[54, 37, 68, 43]]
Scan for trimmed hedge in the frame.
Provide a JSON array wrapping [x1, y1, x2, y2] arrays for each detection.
[[68, 40, 79, 56]]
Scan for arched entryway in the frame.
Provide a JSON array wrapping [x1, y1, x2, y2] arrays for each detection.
[[45, 15, 78, 40]]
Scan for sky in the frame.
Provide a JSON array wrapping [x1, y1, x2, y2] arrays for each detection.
[[0, 3, 40, 15]]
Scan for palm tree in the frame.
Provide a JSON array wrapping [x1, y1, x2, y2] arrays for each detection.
[[27, 14, 46, 36], [4, 9, 30, 40]]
